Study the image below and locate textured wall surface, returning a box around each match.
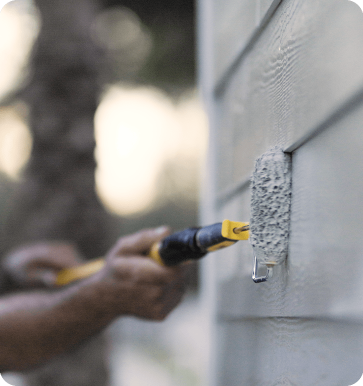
[198,0,363,385]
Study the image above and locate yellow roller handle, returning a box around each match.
[55,220,250,286]
[55,258,106,286]
[55,246,164,286]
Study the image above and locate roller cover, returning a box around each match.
[249,147,292,266]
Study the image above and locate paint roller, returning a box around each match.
[56,147,292,285]
[56,220,250,286]
[249,146,292,282]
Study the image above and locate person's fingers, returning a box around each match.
[109,255,184,285]
[159,265,190,318]
[144,262,190,320]
[3,243,84,287]
[41,243,84,267]
[26,269,58,287]
[144,277,186,321]
[4,243,83,271]
[90,253,190,320]
[108,226,171,258]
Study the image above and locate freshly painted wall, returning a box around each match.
[198,0,363,384]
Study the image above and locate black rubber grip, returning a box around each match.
[195,222,227,251]
[158,227,206,266]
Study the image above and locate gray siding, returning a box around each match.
[214,319,363,385]
[199,0,363,384]
[216,0,363,193]
[214,0,282,84]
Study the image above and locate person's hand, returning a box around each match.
[2,242,84,288]
[92,227,189,321]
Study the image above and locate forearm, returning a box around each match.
[0,279,113,372]
[0,228,187,372]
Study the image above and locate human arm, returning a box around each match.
[0,227,188,372]
[2,242,84,288]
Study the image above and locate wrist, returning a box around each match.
[54,274,117,329]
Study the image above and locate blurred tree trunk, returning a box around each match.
[2,0,115,385]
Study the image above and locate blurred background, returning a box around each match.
[0,0,210,385]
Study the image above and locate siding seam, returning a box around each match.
[214,0,283,96]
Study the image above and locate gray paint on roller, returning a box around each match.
[249,147,292,266]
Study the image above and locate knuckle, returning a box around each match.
[149,285,163,301]
[156,314,167,321]
[153,305,167,321]
[115,263,134,281]
[114,238,126,253]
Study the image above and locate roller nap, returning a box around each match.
[249,147,292,266]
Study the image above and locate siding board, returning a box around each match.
[215,318,363,386]
[214,0,282,84]
[214,102,363,321]
[258,0,281,22]
[214,0,257,83]
[199,0,363,384]
[215,0,363,192]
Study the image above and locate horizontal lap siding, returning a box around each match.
[215,103,363,321]
[215,318,363,386]
[214,0,256,82]
[216,0,363,193]
[258,0,280,20]
[214,0,281,83]
[199,0,363,384]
